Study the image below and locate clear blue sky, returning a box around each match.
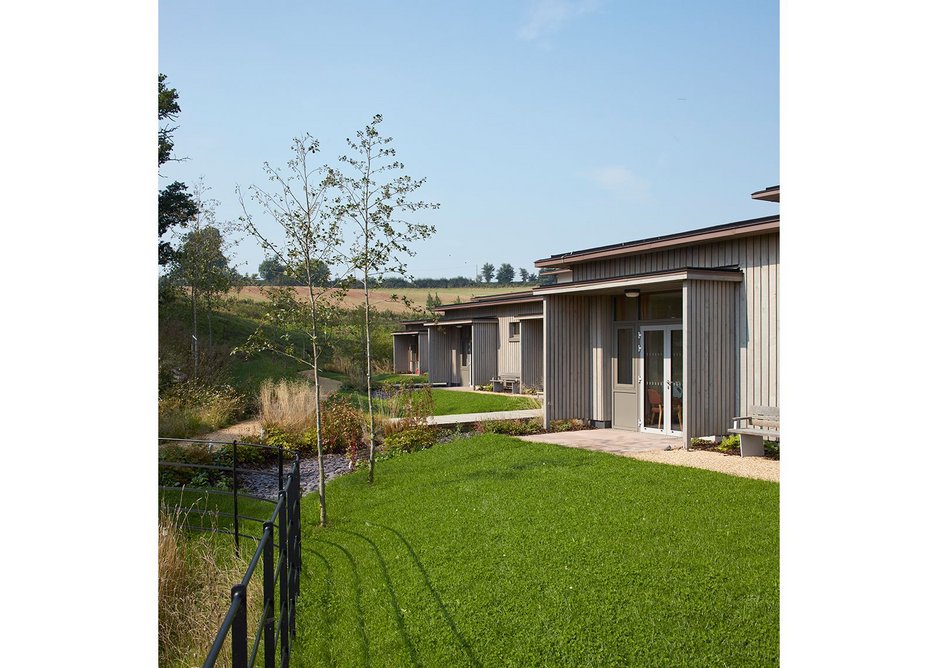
[159,0,778,279]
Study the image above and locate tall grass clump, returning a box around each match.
[259,378,365,457]
[158,381,247,439]
[258,378,317,435]
[158,504,262,668]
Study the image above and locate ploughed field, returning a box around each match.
[231,286,522,314]
[294,434,780,666]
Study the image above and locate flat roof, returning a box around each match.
[534,214,779,268]
[751,185,780,202]
[435,290,542,311]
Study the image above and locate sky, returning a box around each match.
[159,0,778,280]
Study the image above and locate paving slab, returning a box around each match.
[519,429,681,454]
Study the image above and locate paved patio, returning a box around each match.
[518,428,681,454]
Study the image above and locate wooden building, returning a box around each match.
[533,186,779,446]
[391,292,545,390]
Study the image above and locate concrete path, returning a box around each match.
[519,429,681,454]
[389,408,543,427]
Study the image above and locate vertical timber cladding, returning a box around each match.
[427,326,460,385]
[392,335,411,373]
[417,331,429,375]
[589,296,613,423]
[544,294,592,423]
[684,279,738,440]
[496,301,543,377]
[570,232,779,416]
[520,319,544,389]
[471,322,498,388]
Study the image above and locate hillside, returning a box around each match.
[230,285,532,314]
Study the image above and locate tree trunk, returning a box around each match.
[364,265,377,484]
[191,285,198,378]
[307,286,327,527]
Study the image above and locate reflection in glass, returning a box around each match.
[671,329,683,433]
[643,330,664,429]
[616,328,633,385]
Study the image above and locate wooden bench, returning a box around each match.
[729,406,779,457]
[491,374,521,394]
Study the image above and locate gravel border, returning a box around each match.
[618,448,779,482]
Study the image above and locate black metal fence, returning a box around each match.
[159,438,302,668]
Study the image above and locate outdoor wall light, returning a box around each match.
[624,289,640,298]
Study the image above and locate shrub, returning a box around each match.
[158,380,247,439]
[479,419,543,436]
[158,441,270,488]
[716,433,740,453]
[261,394,365,456]
[383,424,438,454]
[548,418,590,433]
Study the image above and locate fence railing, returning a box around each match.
[159,438,302,668]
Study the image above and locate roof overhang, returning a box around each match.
[515,314,544,321]
[534,216,779,268]
[391,330,424,336]
[424,318,498,326]
[532,268,743,297]
[751,185,780,202]
[435,291,542,311]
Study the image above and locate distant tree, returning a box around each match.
[518,268,530,284]
[496,263,515,285]
[425,292,442,309]
[538,268,558,286]
[481,263,495,283]
[258,258,286,284]
[327,114,438,484]
[158,73,198,265]
[167,181,235,373]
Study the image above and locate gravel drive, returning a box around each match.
[619,448,779,482]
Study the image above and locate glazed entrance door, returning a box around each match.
[459,326,472,386]
[639,326,683,434]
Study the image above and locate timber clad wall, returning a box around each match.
[427,327,461,385]
[520,319,544,389]
[589,296,613,424]
[544,295,591,423]
[472,323,498,387]
[684,280,738,438]
[494,302,543,377]
[392,336,412,373]
[417,332,428,374]
[568,232,779,417]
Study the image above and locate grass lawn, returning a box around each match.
[336,386,540,417]
[295,435,779,666]
[373,372,429,385]
[429,389,539,415]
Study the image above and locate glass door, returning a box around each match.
[640,325,683,435]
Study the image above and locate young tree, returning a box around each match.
[518,268,530,284]
[480,262,495,283]
[167,182,235,375]
[158,73,198,265]
[235,135,344,527]
[327,114,438,484]
[496,263,515,285]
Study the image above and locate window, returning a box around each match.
[640,291,682,320]
[616,327,633,385]
[508,321,520,340]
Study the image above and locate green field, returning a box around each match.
[294,434,780,666]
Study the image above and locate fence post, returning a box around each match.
[278,489,289,666]
[278,444,284,492]
[290,455,300,638]
[262,521,275,668]
[232,439,240,557]
[231,584,248,668]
